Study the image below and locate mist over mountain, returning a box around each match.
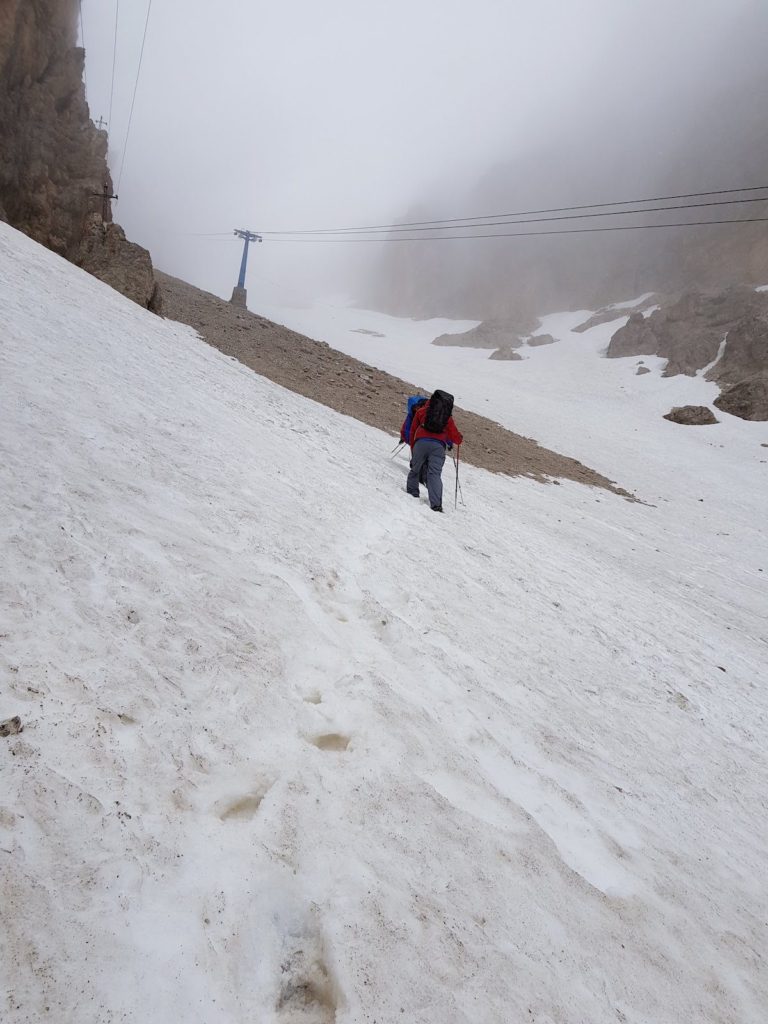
[367,11,768,319]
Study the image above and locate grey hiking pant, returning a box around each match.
[407,439,446,508]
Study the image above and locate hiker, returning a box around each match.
[399,394,429,485]
[407,390,463,512]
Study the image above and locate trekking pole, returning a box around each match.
[452,447,464,507]
[454,445,460,509]
[390,441,406,458]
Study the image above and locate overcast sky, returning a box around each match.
[80,0,767,309]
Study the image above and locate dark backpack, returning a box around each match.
[423,390,454,433]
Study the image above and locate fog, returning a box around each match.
[80,0,768,315]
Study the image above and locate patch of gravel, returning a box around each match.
[156,271,630,497]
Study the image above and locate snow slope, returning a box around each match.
[1,223,767,1024]
[259,297,768,615]
[256,295,767,503]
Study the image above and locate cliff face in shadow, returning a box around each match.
[0,0,159,309]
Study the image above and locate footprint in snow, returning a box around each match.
[216,778,274,821]
[307,733,350,752]
[276,930,339,1023]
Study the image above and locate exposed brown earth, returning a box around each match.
[157,271,631,497]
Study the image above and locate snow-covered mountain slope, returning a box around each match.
[257,295,767,501]
[1,223,767,1024]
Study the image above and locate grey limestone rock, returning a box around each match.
[708,315,768,385]
[607,289,768,378]
[663,405,719,425]
[713,373,768,421]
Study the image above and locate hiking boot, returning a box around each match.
[430,505,444,513]
[407,489,420,498]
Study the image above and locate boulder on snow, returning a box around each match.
[663,405,719,425]
[713,373,768,421]
[489,347,522,361]
[635,365,651,375]
[528,333,555,347]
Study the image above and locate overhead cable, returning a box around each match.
[78,0,88,98]
[116,0,153,194]
[109,0,119,132]
[260,195,768,236]
[262,216,768,242]
[257,185,768,236]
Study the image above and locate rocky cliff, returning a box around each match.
[606,289,768,420]
[606,289,768,377]
[0,0,159,309]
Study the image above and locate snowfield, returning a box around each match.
[1,222,767,1024]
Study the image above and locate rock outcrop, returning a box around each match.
[0,0,158,308]
[607,311,660,358]
[572,298,658,334]
[607,288,768,377]
[527,333,555,347]
[0,0,100,251]
[663,405,719,425]
[707,315,768,386]
[79,223,162,311]
[713,373,768,421]
[433,315,535,350]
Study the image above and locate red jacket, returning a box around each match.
[410,402,463,448]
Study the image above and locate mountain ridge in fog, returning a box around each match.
[367,20,768,320]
